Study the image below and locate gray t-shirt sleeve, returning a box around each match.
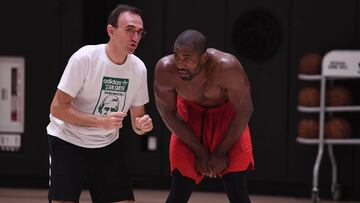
[57,55,87,97]
[132,66,149,106]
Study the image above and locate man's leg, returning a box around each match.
[48,136,84,203]
[221,171,251,203]
[165,169,195,203]
[86,138,134,203]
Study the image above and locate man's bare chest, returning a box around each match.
[175,82,226,105]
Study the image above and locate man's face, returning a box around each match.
[173,44,203,81]
[110,12,145,54]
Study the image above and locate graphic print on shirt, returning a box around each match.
[93,76,129,116]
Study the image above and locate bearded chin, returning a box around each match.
[179,64,203,81]
[180,75,192,81]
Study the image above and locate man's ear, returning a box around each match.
[107,25,114,37]
[201,52,208,64]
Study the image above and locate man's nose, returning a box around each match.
[131,32,141,41]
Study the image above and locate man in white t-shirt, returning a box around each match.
[46,4,153,203]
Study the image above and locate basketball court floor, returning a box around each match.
[0,188,359,203]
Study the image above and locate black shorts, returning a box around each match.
[48,135,134,202]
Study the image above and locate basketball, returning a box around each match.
[325,117,352,139]
[298,53,322,74]
[297,117,319,138]
[298,86,320,106]
[326,85,352,106]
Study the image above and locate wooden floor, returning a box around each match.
[0,188,359,203]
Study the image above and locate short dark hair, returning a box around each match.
[107,4,143,28]
[175,29,207,54]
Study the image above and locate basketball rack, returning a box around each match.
[296,50,360,203]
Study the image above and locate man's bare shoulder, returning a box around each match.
[208,48,244,73]
[154,55,178,87]
[155,55,176,71]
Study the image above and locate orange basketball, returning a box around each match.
[298,86,320,106]
[325,117,352,139]
[298,53,322,74]
[297,117,319,138]
[326,85,352,106]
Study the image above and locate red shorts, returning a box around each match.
[170,97,254,184]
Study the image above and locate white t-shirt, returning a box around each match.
[46,44,149,148]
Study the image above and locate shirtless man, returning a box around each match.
[154,29,254,203]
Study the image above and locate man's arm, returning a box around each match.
[129,105,153,135]
[208,56,253,176]
[50,89,125,130]
[153,58,210,174]
[214,57,253,156]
